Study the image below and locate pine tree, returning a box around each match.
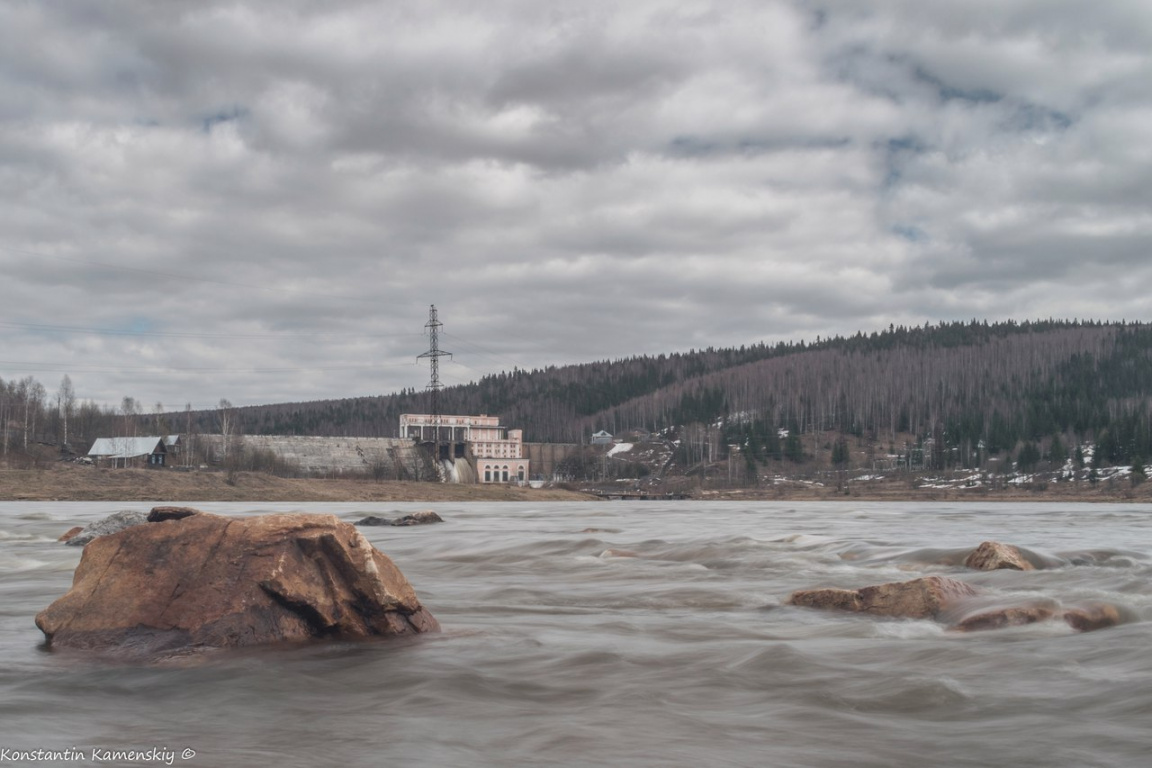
[831,436,850,466]
[784,428,804,463]
[1131,457,1147,487]
[1016,441,1041,472]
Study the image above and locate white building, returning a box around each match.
[400,413,529,483]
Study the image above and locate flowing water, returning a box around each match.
[1,501,1150,767]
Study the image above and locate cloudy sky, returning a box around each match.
[3,0,1150,410]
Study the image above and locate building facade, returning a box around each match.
[400,413,529,483]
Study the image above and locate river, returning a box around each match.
[1,501,1150,767]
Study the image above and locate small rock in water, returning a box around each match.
[788,587,862,612]
[964,541,1035,571]
[357,511,444,527]
[392,510,444,526]
[57,526,83,543]
[1063,603,1123,632]
[37,510,439,656]
[789,576,979,620]
[951,603,1056,632]
[355,516,394,526]
[599,549,639,559]
[64,510,149,547]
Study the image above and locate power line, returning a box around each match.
[0,243,386,308]
[0,359,420,373]
[442,331,532,373]
[0,320,425,342]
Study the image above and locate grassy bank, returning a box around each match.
[0,465,594,502]
[3,464,1150,503]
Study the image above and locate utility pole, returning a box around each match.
[417,305,452,463]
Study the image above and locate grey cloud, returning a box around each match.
[1,0,1150,408]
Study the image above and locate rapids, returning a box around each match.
[0,501,1149,767]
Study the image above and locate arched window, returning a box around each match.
[518,467,525,481]
[502,466,509,482]
[484,468,491,482]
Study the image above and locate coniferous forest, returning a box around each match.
[6,319,1152,475]
[198,320,1152,471]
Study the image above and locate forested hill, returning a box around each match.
[209,320,1152,465]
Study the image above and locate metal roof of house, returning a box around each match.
[88,436,166,459]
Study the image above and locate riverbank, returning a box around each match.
[694,479,1152,502]
[0,465,593,502]
[2,464,1150,502]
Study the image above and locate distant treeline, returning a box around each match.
[181,319,1152,468]
[0,373,207,466]
[8,320,1152,472]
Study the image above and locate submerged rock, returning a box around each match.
[964,541,1035,571]
[1063,603,1124,632]
[355,515,393,526]
[953,601,1125,633]
[789,576,979,620]
[355,511,444,527]
[37,510,439,655]
[64,510,149,547]
[57,526,83,543]
[951,603,1057,632]
[392,511,444,526]
[787,587,863,612]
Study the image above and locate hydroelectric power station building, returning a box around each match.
[400,413,529,483]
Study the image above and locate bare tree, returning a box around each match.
[217,398,234,461]
[152,401,168,438]
[0,378,9,456]
[57,375,76,449]
[121,396,139,439]
[24,379,45,450]
[185,402,194,467]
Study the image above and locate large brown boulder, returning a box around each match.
[964,541,1035,571]
[36,510,438,655]
[789,576,978,620]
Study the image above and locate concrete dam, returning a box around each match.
[200,435,432,478]
[198,434,578,482]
